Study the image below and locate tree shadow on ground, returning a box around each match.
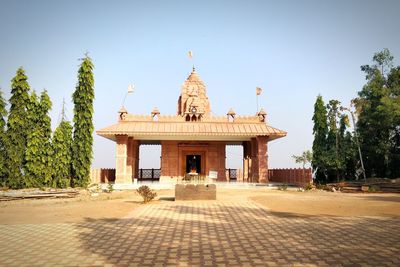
[158,196,175,201]
[266,211,321,218]
[74,202,400,266]
[355,195,400,203]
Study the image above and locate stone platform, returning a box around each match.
[175,184,217,200]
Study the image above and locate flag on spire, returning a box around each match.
[188,51,193,59]
[256,87,262,95]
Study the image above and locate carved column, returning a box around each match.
[256,136,269,183]
[243,141,252,182]
[250,138,258,182]
[127,137,140,180]
[217,142,227,181]
[115,135,131,183]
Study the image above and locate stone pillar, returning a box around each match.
[256,136,268,183]
[127,137,140,179]
[247,137,268,183]
[243,141,252,182]
[250,138,258,182]
[115,135,132,183]
[160,141,179,180]
[217,142,227,181]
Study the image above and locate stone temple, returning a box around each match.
[97,67,286,183]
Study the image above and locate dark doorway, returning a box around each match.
[186,155,201,174]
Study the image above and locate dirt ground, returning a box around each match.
[0,188,399,224]
[249,189,400,217]
[0,190,142,224]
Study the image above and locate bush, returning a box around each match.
[303,183,314,191]
[137,185,157,203]
[368,185,380,192]
[315,183,331,191]
[107,183,114,193]
[278,183,288,191]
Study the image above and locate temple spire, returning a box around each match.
[177,66,210,119]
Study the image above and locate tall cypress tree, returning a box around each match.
[72,55,95,187]
[312,95,328,184]
[326,100,342,182]
[6,68,31,188]
[339,115,357,180]
[0,89,7,183]
[52,120,73,188]
[25,90,53,187]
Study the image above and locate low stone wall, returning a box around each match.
[268,168,312,186]
[90,168,116,184]
[175,184,217,200]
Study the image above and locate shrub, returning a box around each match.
[315,184,331,191]
[303,183,314,191]
[107,183,114,193]
[368,185,380,192]
[137,185,157,203]
[278,183,288,191]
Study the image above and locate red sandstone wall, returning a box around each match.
[90,168,116,183]
[161,141,180,177]
[161,141,227,181]
[205,142,226,181]
[268,168,312,186]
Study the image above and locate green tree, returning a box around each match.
[326,100,342,182]
[339,115,357,180]
[386,66,400,177]
[25,90,53,187]
[72,55,95,187]
[292,150,312,168]
[52,120,73,188]
[5,68,31,188]
[356,49,400,178]
[311,95,328,184]
[0,89,7,183]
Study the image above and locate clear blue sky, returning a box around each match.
[1,0,399,169]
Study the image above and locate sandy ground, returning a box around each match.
[0,188,399,224]
[0,190,141,224]
[249,189,400,217]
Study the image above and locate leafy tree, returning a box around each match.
[311,95,328,184]
[0,89,7,183]
[386,66,400,177]
[356,49,400,178]
[292,150,312,168]
[312,96,357,183]
[5,68,31,188]
[52,120,73,188]
[72,55,95,187]
[326,100,343,182]
[24,90,53,187]
[339,115,357,180]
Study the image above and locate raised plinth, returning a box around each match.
[175,184,216,201]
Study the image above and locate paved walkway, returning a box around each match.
[0,201,399,266]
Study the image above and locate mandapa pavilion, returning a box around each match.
[97,67,286,183]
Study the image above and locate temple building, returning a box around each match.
[97,67,286,183]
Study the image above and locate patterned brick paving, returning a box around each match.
[0,201,399,266]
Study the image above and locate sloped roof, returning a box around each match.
[97,120,287,142]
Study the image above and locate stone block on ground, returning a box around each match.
[175,184,216,200]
